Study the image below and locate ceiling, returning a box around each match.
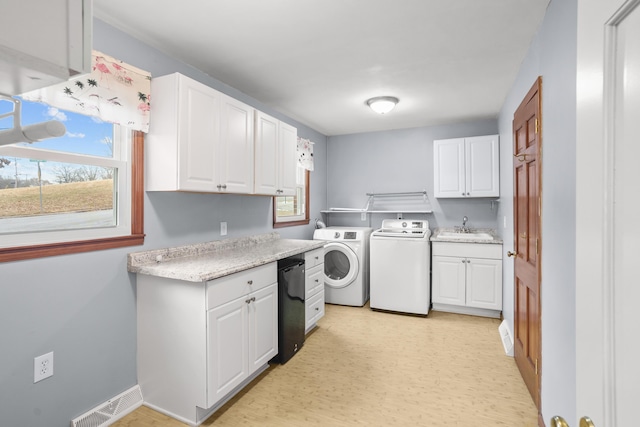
[93,0,550,136]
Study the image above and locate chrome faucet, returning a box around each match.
[461,216,470,233]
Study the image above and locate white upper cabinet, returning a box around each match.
[146,73,254,194]
[0,0,91,95]
[433,134,499,198]
[254,111,297,196]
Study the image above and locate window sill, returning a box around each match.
[273,219,310,229]
[0,234,145,263]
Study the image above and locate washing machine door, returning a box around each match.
[323,242,359,289]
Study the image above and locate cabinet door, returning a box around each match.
[466,258,503,310]
[278,122,298,196]
[178,76,221,192]
[432,255,467,306]
[220,95,254,193]
[433,138,466,198]
[206,296,249,407]
[248,283,278,373]
[254,112,279,195]
[465,135,499,197]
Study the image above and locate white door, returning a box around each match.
[248,283,278,373]
[206,297,248,407]
[465,258,502,310]
[431,255,466,306]
[178,76,221,192]
[219,95,254,193]
[465,135,499,197]
[433,138,466,198]
[576,0,640,425]
[279,121,298,196]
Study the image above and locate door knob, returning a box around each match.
[580,417,595,427]
[551,417,569,427]
[551,416,595,427]
[507,251,517,257]
[514,153,528,161]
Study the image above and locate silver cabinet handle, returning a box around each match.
[315,307,319,311]
[247,280,253,285]
[221,184,227,189]
[245,298,251,304]
[217,184,222,189]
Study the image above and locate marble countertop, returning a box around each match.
[128,232,325,282]
[430,228,503,244]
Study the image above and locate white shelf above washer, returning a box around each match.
[322,190,433,215]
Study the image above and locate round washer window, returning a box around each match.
[322,242,359,289]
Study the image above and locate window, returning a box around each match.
[273,166,309,228]
[0,98,144,262]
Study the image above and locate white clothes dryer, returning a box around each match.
[312,226,373,306]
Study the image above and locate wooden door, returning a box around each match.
[574,0,640,425]
[512,77,542,410]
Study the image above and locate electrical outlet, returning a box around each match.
[34,351,54,383]
[361,212,367,221]
[220,222,227,236]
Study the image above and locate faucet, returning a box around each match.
[461,216,470,233]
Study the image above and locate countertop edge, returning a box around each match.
[128,237,325,282]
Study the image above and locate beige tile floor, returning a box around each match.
[115,304,538,426]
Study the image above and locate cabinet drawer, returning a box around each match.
[305,247,325,269]
[305,289,325,330]
[432,242,502,259]
[206,262,276,309]
[305,264,324,297]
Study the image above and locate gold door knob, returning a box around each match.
[507,251,517,257]
[551,416,569,427]
[580,417,595,427]
[514,153,528,161]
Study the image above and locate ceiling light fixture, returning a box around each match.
[366,96,399,115]
[0,96,66,146]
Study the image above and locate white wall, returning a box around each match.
[0,19,327,427]
[497,0,577,422]
[326,119,499,231]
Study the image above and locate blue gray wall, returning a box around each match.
[326,120,499,230]
[0,19,327,427]
[498,0,577,422]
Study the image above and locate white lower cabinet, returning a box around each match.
[137,263,277,426]
[304,247,325,332]
[432,242,502,318]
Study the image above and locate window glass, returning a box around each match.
[0,98,131,249]
[274,166,309,226]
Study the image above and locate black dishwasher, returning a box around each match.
[275,257,306,364]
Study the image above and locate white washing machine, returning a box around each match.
[313,226,373,306]
[370,219,431,315]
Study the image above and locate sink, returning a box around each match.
[436,231,494,241]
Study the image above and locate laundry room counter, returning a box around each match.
[127,232,325,282]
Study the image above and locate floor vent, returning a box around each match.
[71,385,142,427]
[498,320,514,355]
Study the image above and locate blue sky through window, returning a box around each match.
[0,98,114,184]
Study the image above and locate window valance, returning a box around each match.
[22,51,152,133]
[297,137,314,171]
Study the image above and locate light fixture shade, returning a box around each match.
[367,96,399,114]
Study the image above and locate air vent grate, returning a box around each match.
[71,385,142,427]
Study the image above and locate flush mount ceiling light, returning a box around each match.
[366,96,399,115]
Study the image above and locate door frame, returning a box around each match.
[576,0,640,425]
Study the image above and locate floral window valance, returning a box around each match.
[22,51,151,133]
[297,137,314,171]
